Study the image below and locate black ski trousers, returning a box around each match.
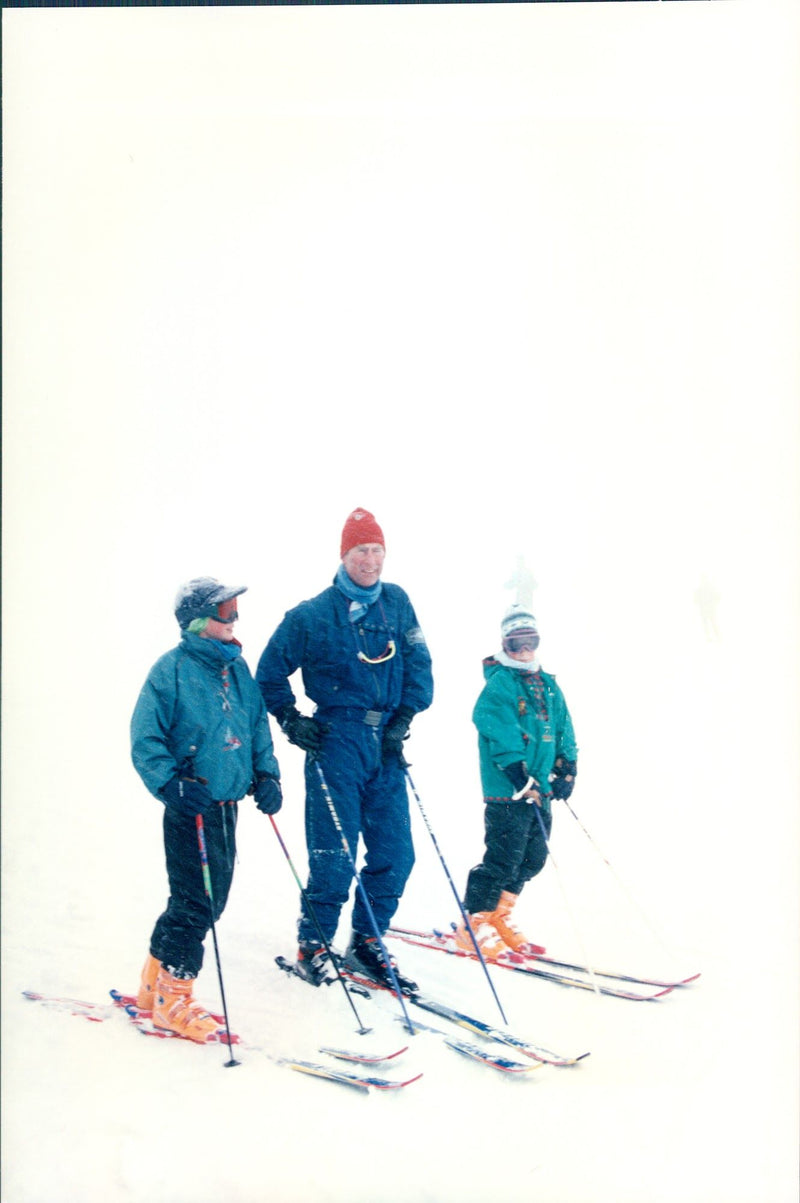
[149,803,237,978]
[464,801,552,914]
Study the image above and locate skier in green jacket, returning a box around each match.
[455,604,577,960]
[131,577,282,1042]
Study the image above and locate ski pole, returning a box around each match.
[267,815,372,1035]
[313,761,416,1035]
[195,814,241,1067]
[560,798,676,960]
[403,768,508,1025]
[532,804,602,998]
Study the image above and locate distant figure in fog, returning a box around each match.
[694,574,721,641]
[505,555,538,611]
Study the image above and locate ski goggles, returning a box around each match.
[213,598,240,624]
[503,631,540,653]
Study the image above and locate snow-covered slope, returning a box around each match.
[3,623,798,1203]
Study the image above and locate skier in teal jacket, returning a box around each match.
[455,604,577,960]
[130,577,281,1043]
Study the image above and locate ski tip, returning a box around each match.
[318,1045,408,1065]
[375,1072,424,1089]
[445,1039,542,1074]
[287,1061,371,1092]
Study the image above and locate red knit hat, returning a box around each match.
[340,508,385,558]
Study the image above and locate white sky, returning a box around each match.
[4,0,798,757]
[3,4,798,740]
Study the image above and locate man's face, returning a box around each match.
[342,543,385,588]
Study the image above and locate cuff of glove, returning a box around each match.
[511,775,537,801]
[276,704,299,731]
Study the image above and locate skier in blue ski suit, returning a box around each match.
[256,508,433,989]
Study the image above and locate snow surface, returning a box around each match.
[3,624,799,1203]
[3,4,799,1201]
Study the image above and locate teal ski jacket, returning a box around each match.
[472,656,577,813]
[131,632,279,803]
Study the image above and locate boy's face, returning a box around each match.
[503,632,540,662]
[201,598,239,642]
[506,645,537,663]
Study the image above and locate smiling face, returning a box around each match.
[342,542,385,588]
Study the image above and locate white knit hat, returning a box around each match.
[501,604,539,639]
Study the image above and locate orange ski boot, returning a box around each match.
[453,912,512,960]
[489,891,546,957]
[136,953,162,1011]
[152,967,222,1044]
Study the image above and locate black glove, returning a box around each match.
[160,774,214,817]
[253,774,283,815]
[277,705,325,755]
[550,757,577,801]
[381,707,414,766]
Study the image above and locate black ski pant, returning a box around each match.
[150,803,237,979]
[464,801,552,914]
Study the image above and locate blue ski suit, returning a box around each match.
[131,632,280,976]
[256,581,433,944]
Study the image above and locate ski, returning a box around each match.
[22,988,241,1043]
[443,1037,542,1074]
[109,996,235,1034]
[113,994,416,1084]
[389,925,700,989]
[23,990,420,1091]
[286,1060,422,1091]
[22,990,114,1021]
[396,1011,544,1073]
[333,967,588,1067]
[384,928,677,1000]
[110,992,241,1045]
[319,1045,408,1064]
[276,954,538,1074]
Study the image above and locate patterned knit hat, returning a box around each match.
[501,604,539,640]
[340,508,385,558]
